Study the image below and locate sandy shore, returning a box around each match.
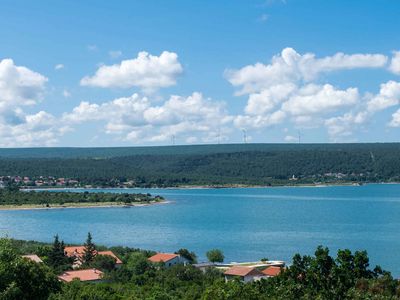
[0,200,170,211]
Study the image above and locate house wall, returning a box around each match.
[243,275,256,283]
[225,274,263,283]
[165,256,180,267]
[164,256,188,267]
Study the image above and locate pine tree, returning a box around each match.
[48,234,67,267]
[83,232,96,263]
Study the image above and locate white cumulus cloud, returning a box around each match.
[389,51,400,75]
[389,109,400,127]
[0,58,48,109]
[281,84,359,116]
[80,51,183,93]
[0,110,68,147]
[0,59,69,146]
[324,112,368,141]
[63,92,232,144]
[367,80,400,112]
[225,47,387,95]
[225,48,395,141]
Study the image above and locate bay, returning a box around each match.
[1,184,400,275]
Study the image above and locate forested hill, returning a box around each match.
[0,143,398,159]
[0,143,399,187]
[0,144,314,158]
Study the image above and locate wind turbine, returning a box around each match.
[242,129,247,144]
[298,130,302,144]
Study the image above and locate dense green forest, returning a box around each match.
[1,237,399,299]
[0,144,399,187]
[0,143,399,159]
[0,189,163,206]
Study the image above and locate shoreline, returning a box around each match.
[0,200,170,211]
[5,182,397,211]
[21,181,400,191]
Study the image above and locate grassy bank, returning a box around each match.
[0,188,165,210]
[0,200,167,210]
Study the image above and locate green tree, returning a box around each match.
[5,184,19,192]
[0,238,60,300]
[175,248,197,264]
[203,279,266,300]
[48,234,69,269]
[91,254,116,272]
[82,232,96,264]
[206,249,224,263]
[354,250,372,279]
[126,252,152,276]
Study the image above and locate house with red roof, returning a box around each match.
[224,266,265,283]
[148,253,188,268]
[97,251,123,265]
[64,246,122,268]
[64,246,87,259]
[262,266,283,277]
[58,269,103,283]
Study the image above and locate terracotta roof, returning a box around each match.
[65,246,122,264]
[64,246,86,257]
[98,251,123,264]
[22,254,43,263]
[58,269,103,282]
[224,266,264,277]
[148,253,179,263]
[262,266,282,277]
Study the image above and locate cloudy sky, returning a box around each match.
[1,0,400,147]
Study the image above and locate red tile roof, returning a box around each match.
[98,251,123,264]
[64,246,122,264]
[224,266,263,277]
[22,254,43,263]
[58,269,103,282]
[64,246,87,258]
[262,266,282,277]
[148,253,179,263]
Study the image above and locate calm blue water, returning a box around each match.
[1,184,400,275]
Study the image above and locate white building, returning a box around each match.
[148,253,188,267]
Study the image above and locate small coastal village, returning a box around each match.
[0,175,105,188]
[0,176,80,188]
[0,172,366,189]
[21,235,285,284]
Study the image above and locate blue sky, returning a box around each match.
[0,0,399,146]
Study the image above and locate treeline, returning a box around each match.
[0,189,163,206]
[1,237,400,299]
[0,143,399,187]
[0,143,398,159]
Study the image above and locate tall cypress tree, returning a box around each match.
[83,232,96,263]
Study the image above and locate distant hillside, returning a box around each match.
[0,143,399,187]
[0,143,398,158]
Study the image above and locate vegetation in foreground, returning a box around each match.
[0,187,163,208]
[1,236,400,300]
